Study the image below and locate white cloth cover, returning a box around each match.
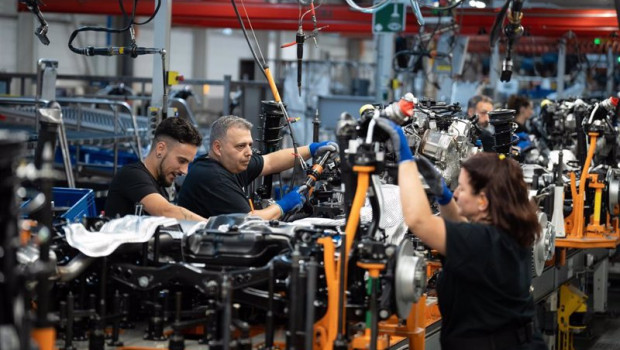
[64,215,181,257]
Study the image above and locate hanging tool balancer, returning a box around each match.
[281,2,328,96]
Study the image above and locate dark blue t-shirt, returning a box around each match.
[177,153,264,218]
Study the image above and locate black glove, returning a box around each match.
[373,117,415,163]
[416,155,453,205]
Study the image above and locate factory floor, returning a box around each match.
[575,275,620,350]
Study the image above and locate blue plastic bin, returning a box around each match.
[22,187,98,222]
[52,187,97,221]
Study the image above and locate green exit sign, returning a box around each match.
[373,3,406,33]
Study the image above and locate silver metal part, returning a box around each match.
[56,254,95,282]
[419,129,454,163]
[16,245,57,265]
[544,218,556,261]
[419,129,461,188]
[394,239,427,318]
[533,212,555,277]
[607,168,620,214]
[532,212,547,277]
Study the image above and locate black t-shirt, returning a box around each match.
[177,153,264,218]
[438,220,545,349]
[104,162,168,218]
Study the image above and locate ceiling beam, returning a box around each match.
[20,0,619,38]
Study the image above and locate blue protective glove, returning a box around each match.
[436,180,454,205]
[374,118,415,163]
[276,186,307,216]
[309,141,339,157]
[416,155,453,205]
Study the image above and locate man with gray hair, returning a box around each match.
[467,94,495,152]
[178,115,338,220]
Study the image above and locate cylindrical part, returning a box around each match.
[265,265,275,348]
[304,260,318,350]
[287,251,301,349]
[64,293,74,350]
[594,188,602,225]
[35,142,54,329]
[370,278,379,350]
[312,112,320,143]
[260,100,286,197]
[489,109,515,155]
[221,277,232,350]
[109,291,121,346]
[99,258,107,318]
[0,131,27,326]
[336,232,347,337]
[175,292,182,323]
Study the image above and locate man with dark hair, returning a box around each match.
[178,115,338,220]
[467,94,495,152]
[507,94,536,159]
[104,117,207,221]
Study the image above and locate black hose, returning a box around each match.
[68,0,161,55]
[231,0,306,182]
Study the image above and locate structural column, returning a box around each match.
[16,12,36,95]
[556,38,566,99]
[374,33,394,103]
[150,0,172,129]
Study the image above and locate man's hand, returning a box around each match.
[310,141,339,157]
[310,140,340,164]
[374,118,415,163]
[416,155,453,205]
[276,187,307,216]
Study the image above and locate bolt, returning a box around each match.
[206,280,219,295]
[138,276,149,288]
[379,309,390,319]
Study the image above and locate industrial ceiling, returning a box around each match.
[18,0,620,39]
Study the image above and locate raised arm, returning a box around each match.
[374,118,448,255]
[398,161,447,255]
[414,155,466,223]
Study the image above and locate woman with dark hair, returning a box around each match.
[376,118,547,350]
[507,94,536,156]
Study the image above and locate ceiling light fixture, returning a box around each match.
[468,0,486,8]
